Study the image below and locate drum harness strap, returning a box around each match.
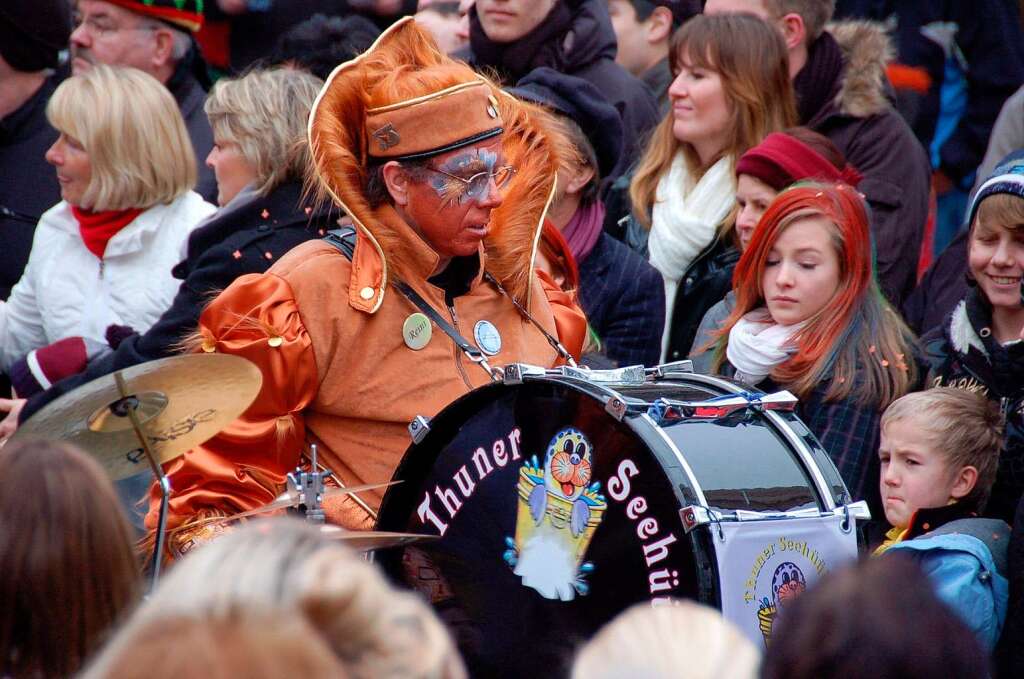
[323,227,576,382]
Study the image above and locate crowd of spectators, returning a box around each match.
[3,0,1024,676]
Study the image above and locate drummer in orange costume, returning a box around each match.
[150,19,586,556]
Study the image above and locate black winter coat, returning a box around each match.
[577,232,664,367]
[799,23,931,307]
[167,64,217,204]
[664,235,739,363]
[463,0,659,181]
[923,289,1024,524]
[20,181,337,422]
[0,69,65,301]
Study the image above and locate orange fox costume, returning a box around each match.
[147,19,586,553]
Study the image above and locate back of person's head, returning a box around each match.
[881,388,1003,509]
[629,0,701,28]
[269,13,382,81]
[0,439,140,678]
[764,0,835,42]
[761,556,987,679]
[0,0,71,73]
[83,611,350,678]
[92,519,466,679]
[46,63,196,210]
[205,66,324,196]
[716,182,916,406]
[704,0,835,44]
[630,13,796,226]
[572,601,760,679]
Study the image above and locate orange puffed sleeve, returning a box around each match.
[535,268,587,363]
[146,273,319,538]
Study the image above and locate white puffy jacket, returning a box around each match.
[0,192,216,371]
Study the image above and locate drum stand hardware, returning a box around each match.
[408,415,432,444]
[503,362,650,386]
[106,373,171,591]
[287,444,333,524]
[648,390,798,423]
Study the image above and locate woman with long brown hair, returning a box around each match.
[710,183,918,512]
[628,13,796,361]
[0,440,141,677]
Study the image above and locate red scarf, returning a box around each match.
[71,205,144,259]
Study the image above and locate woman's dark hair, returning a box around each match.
[761,556,988,679]
[0,439,141,678]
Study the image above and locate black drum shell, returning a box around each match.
[374,372,849,677]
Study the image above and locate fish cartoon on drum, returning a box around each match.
[757,561,807,646]
[503,428,608,601]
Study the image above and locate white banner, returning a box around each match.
[713,514,858,648]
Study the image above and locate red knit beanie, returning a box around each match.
[735,132,863,191]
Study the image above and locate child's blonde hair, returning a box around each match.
[881,387,1003,508]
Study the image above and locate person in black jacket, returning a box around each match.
[0,0,70,303]
[12,66,337,430]
[922,157,1024,525]
[463,0,660,182]
[510,67,664,367]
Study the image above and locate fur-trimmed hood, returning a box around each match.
[827,20,896,119]
[307,18,562,310]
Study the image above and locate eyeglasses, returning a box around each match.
[425,165,516,204]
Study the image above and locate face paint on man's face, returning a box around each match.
[428,148,501,207]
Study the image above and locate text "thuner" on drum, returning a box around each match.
[417,427,524,535]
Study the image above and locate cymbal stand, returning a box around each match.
[286,443,332,524]
[111,373,170,591]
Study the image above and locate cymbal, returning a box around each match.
[319,527,439,551]
[14,354,262,481]
[213,481,401,523]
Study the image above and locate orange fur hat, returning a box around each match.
[307,17,564,303]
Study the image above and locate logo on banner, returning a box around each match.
[756,562,807,645]
[502,428,608,601]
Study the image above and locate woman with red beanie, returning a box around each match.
[682,128,861,366]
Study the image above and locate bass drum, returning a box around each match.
[375,364,857,677]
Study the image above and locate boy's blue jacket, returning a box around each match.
[889,516,1010,650]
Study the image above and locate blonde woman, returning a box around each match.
[83,519,467,679]
[0,64,214,429]
[627,13,796,360]
[572,601,760,679]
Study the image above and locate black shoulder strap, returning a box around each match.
[322,226,357,261]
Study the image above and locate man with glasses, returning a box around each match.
[70,1,216,201]
[144,19,586,557]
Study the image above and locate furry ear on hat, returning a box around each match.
[0,0,71,72]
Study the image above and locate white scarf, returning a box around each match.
[726,309,806,385]
[648,153,736,360]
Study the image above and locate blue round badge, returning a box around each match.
[473,320,502,356]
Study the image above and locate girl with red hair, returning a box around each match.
[711,183,918,509]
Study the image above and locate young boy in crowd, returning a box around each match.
[874,387,1009,650]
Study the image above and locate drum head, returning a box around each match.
[376,379,705,678]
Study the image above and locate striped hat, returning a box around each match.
[968,150,1024,228]
[105,0,204,33]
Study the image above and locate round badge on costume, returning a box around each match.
[403,313,432,350]
[474,320,502,356]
